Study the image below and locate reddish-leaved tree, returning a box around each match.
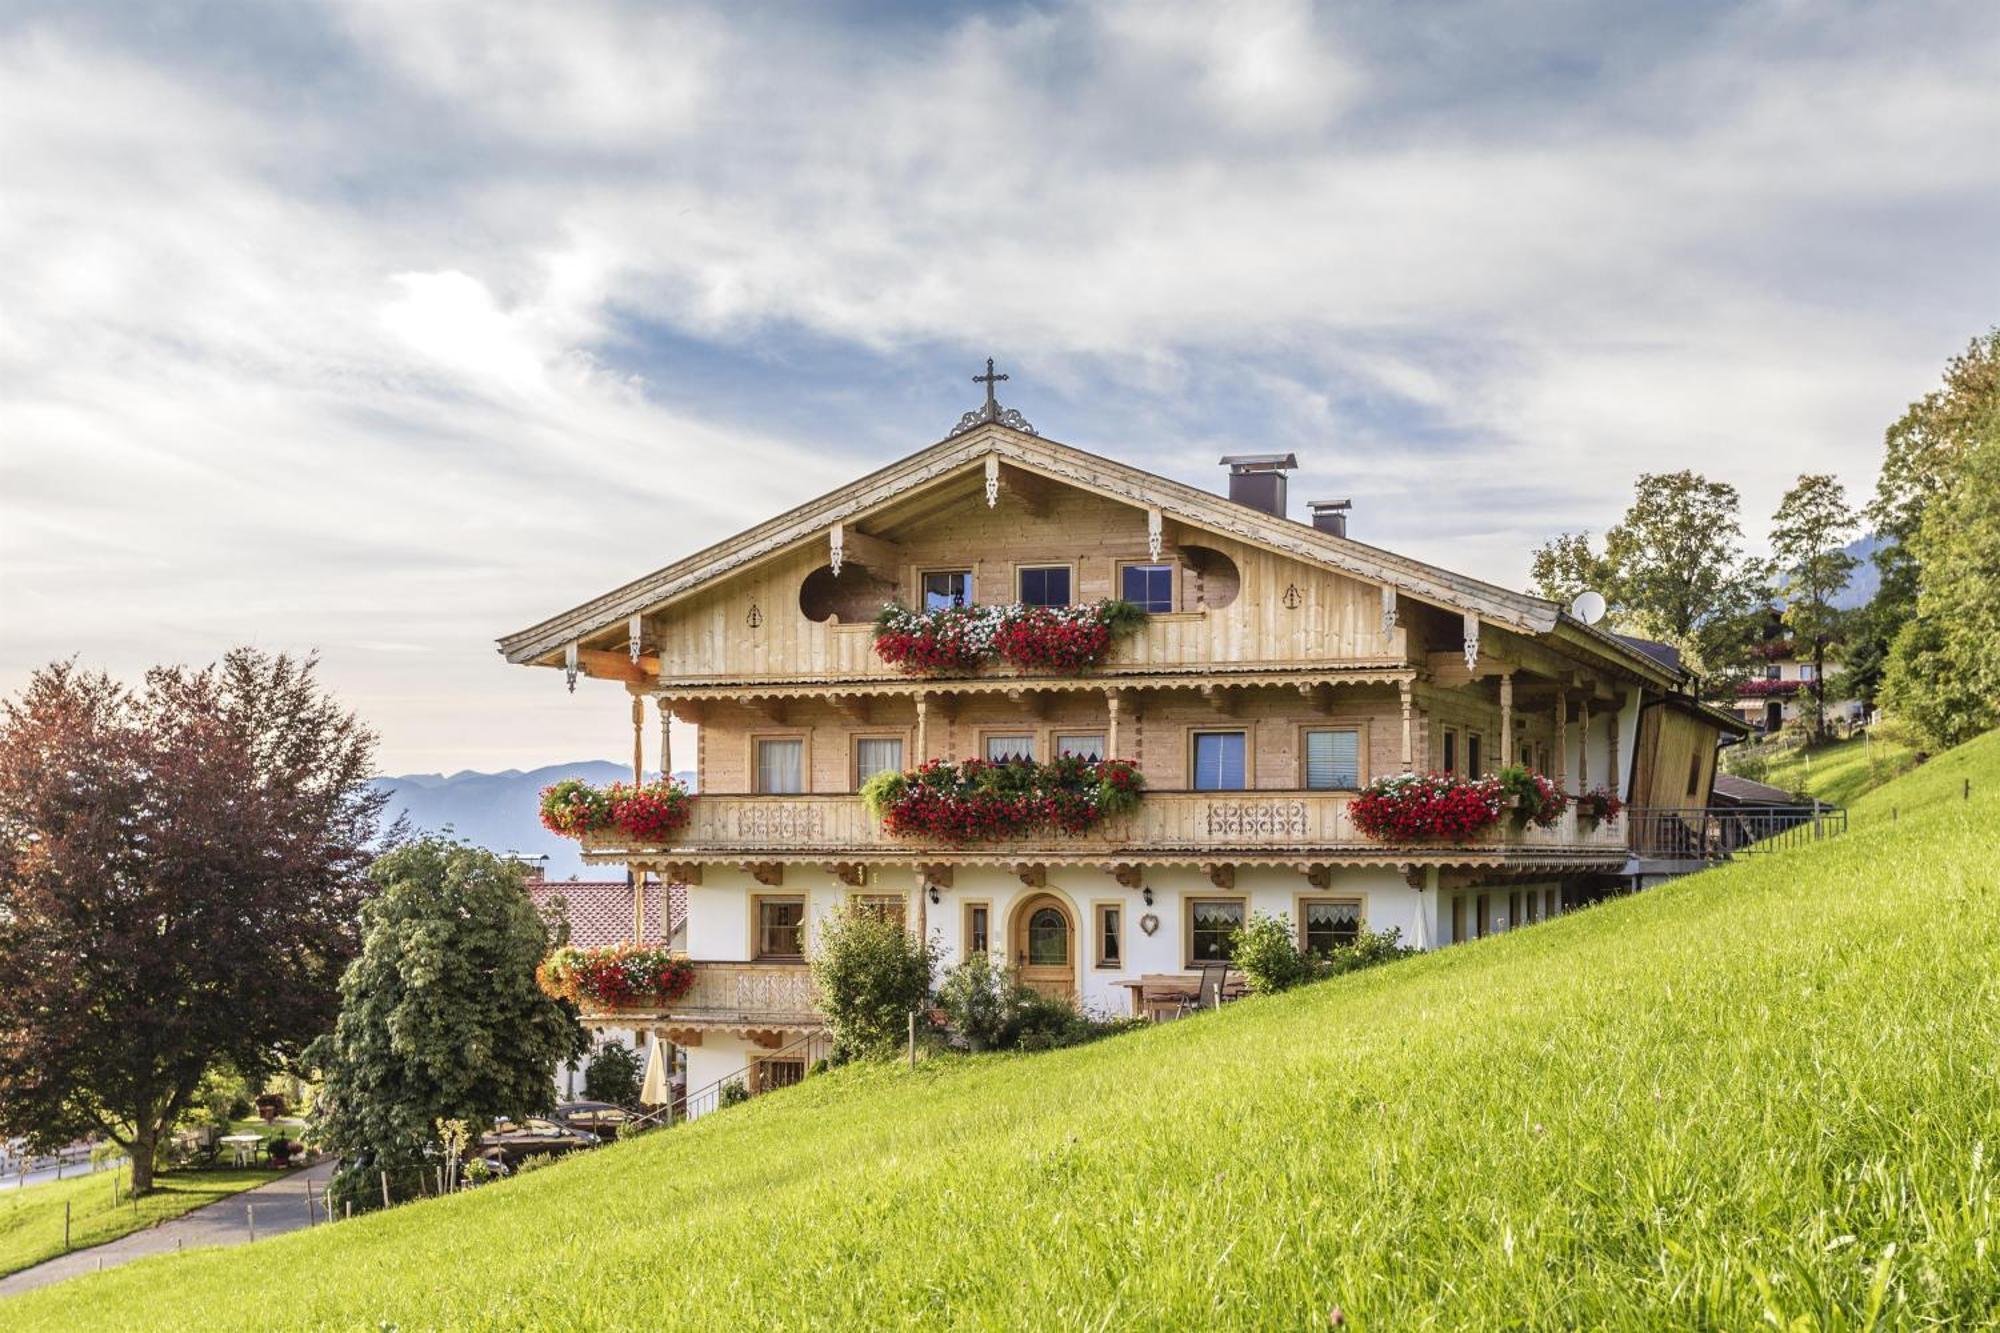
[0,651,383,1192]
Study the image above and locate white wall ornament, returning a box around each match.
[1380,583,1398,638]
[563,643,579,694]
[1462,611,1481,672]
[1139,912,1160,936]
[829,522,845,578]
[1147,507,1163,562]
[628,613,644,663]
[984,454,1000,508]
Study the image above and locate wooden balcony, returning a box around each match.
[582,792,1632,870]
[575,961,820,1033]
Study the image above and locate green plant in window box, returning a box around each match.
[1497,765,1569,828]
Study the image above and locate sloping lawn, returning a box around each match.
[13,731,2000,1329]
[1732,730,1918,806]
[0,1168,275,1279]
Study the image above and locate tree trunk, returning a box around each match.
[129,1124,157,1195]
[1814,635,1829,740]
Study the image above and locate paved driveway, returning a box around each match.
[0,1159,338,1299]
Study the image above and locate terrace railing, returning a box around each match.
[626,1029,833,1133]
[1626,804,1847,862]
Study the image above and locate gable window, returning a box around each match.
[1095,904,1122,968]
[1120,563,1174,613]
[923,569,973,611]
[755,897,806,960]
[756,738,804,794]
[1300,899,1362,955]
[1441,728,1459,775]
[851,893,907,929]
[854,736,904,786]
[964,903,991,954]
[1188,899,1245,963]
[985,733,1036,763]
[1467,733,1483,778]
[1303,728,1361,790]
[1192,730,1247,791]
[1055,733,1106,759]
[1018,565,1071,607]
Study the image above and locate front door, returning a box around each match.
[1013,895,1076,1002]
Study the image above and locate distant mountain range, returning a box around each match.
[1831,533,1883,610]
[373,763,697,881]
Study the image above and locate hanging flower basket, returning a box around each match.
[538,945,696,1010]
[1574,786,1623,826]
[860,755,1144,841]
[872,601,1147,677]
[539,778,693,842]
[1497,765,1569,828]
[1348,773,1508,842]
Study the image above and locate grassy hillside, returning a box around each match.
[1727,730,1918,807]
[15,733,2000,1329]
[0,1168,272,1280]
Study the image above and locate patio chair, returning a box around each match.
[1175,961,1231,1018]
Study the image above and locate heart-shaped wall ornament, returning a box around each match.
[1139,912,1160,936]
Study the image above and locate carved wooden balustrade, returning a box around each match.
[582,792,1632,863]
[676,961,819,1025]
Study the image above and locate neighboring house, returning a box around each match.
[497,383,1741,1105]
[1729,618,1866,735]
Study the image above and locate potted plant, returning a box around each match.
[1496,765,1568,828]
[1575,786,1624,826]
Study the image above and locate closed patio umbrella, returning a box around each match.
[640,1035,670,1106]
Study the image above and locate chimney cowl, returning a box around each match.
[1220,453,1297,518]
[1308,499,1352,538]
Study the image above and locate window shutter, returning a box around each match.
[1305,730,1359,789]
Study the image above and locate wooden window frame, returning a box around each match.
[1292,893,1367,955]
[1440,726,1459,775]
[1187,727,1253,792]
[1115,560,1179,614]
[1054,731,1108,759]
[1091,899,1124,970]
[752,1056,807,1095]
[749,894,807,963]
[962,900,992,955]
[918,567,976,611]
[978,727,1041,764]
[848,729,914,791]
[1295,722,1370,792]
[748,730,811,795]
[1184,894,1250,968]
[1012,560,1077,608]
[1467,731,1484,778]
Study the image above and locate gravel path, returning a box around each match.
[0,1159,338,1299]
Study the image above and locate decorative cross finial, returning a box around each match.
[948,356,1037,438]
[973,357,1008,411]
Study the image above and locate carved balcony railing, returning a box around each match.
[676,961,819,1025]
[581,792,1633,862]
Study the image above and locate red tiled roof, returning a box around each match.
[529,878,687,951]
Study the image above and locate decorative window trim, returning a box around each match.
[1186,727,1253,792]
[1090,899,1124,970]
[848,728,914,791]
[1293,893,1368,954]
[1294,721,1370,791]
[748,730,812,795]
[1183,894,1249,968]
[749,894,808,962]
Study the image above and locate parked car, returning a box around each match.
[477,1117,598,1166]
[553,1101,633,1143]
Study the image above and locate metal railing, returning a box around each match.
[625,1030,832,1133]
[1625,804,1847,861]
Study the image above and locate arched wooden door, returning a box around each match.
[1012,894,1077,1003]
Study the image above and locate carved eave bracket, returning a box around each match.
[1147,507,1163,562]
[564,643,580,694]
[1463,611,1481,673]
[1380,583,1399,639]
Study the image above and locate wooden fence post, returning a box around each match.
[381,1171,391,1209]
[63,1200,70,1251]
[247,1203,255,1243]
[908,1010,917,1069]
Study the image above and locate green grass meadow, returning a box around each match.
[0,1167,274,1281]
[11,732,2000,1329]
[1731,730,1919,807]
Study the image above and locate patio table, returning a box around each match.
[219,1133,263,1168]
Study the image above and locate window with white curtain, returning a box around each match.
[854,737,904,785]
[1055,733,1105,759]
[985,734,1036,762]
[1303,728,1360,789]
[756,738,805,793]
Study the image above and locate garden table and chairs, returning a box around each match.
[219,1133,263,1167]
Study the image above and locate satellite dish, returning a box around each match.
[1570,589,1608,625]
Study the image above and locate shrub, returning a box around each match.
[462,1157,496,1187]
[934,951,1021,1052]
[809,905,940,1060]
[718,1080,750,1109]
[512,1153,559,1175]
[1230,913,1315,994]
[582,1042,644,1107]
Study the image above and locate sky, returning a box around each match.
[3,1,1997,775]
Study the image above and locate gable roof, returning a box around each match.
[497,423,1677,685]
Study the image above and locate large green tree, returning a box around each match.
[309,839,585,1208]
[0,652,380,1193]
[1536,472,1767,685]
[1768,474,1860,739]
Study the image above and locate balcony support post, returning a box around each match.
[632,868,646,945]
[656,697,674,778]
[915,692,929,764]
[1499,672,1514,767]
[1106,689,1122,757]
[1555,690,1568,790]
[631,696,645,785]
[1578,697,1590,788]
[1398,679,1414,772]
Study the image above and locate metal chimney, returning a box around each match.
[1220,453,1298,519]
[1308,499,1352,538]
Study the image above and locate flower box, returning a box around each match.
[1497,765,1569,828]
[859,755,1144,842]
[1574,786,1623,826]
[539,778,692,842]
[538,946,695,1010]
[1348,773,1507,842]
[871,600,1146,677]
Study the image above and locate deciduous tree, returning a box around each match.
[0,652,381,1193]
[1600,471,1769,684]
[1528,532,1617,607]
[1769,474,1859,739]
[308,839,584,1209]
